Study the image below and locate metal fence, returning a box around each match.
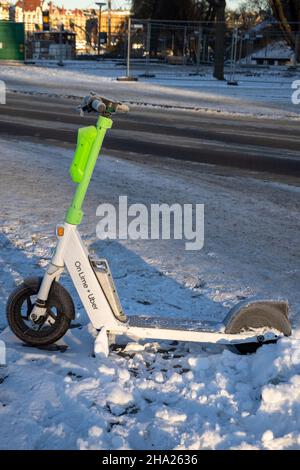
[25,30,76,61]
[122,18,300,80]
[20,17,300,80]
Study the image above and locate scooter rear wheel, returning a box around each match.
[224,300,291,355]
[6,277,74,346]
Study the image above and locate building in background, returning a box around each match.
[46,5,130,51]
[7,1,130,55]
[0,2,10,20]
[86,8,129,52]
[100,9,130,45]
[11,0,43,32]
[48,4,87,53]
[250,40,293,66]
[29,29,76,60]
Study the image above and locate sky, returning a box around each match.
[56,0,241,11]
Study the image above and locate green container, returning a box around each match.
[0,22,25,61]
[70,126,98,184]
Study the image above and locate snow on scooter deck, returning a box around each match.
[127,315,224,333]
[107,314,282,349]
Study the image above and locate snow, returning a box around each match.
[0,136,300,449]
[3,329,300,449]
[0,61,299,119]
[251,41,293,60]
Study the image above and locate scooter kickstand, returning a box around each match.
[94,327,110,358]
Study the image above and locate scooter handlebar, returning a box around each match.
[91,99,106,114]
[79,93,130,116]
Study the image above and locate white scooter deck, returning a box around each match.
[107,315,281,346]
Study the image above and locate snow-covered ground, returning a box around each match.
[0,61,299,118]
[1,137,300,450]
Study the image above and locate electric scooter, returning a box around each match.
[6,94,292,356]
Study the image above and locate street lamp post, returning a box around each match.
[95,2,106,57]
[107,0,112,48]
[116,15,138,82]
[58,23,64,67]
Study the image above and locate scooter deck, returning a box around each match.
[127,315,224,333]
[107,314,281,346]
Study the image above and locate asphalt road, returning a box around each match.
[1,92,300,176]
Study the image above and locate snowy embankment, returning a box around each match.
[0,62,299,119]
[0,137,300,449]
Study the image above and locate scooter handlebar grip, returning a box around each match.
[92,99,106,113]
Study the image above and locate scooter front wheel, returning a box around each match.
[6,277,74,346]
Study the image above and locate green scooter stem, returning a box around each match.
[65,115,113,225]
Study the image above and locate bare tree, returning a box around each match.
[131,0,206,20]
[131,1,209,56]
[239,0,270,12]
[208,0,226,80]
[131,0,227,79]
[269,0,300,61]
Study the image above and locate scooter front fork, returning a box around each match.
[29,263,64,322]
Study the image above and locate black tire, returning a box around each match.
[232,341,267,355]
[6,277,74,346]
[225,302,291,355]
